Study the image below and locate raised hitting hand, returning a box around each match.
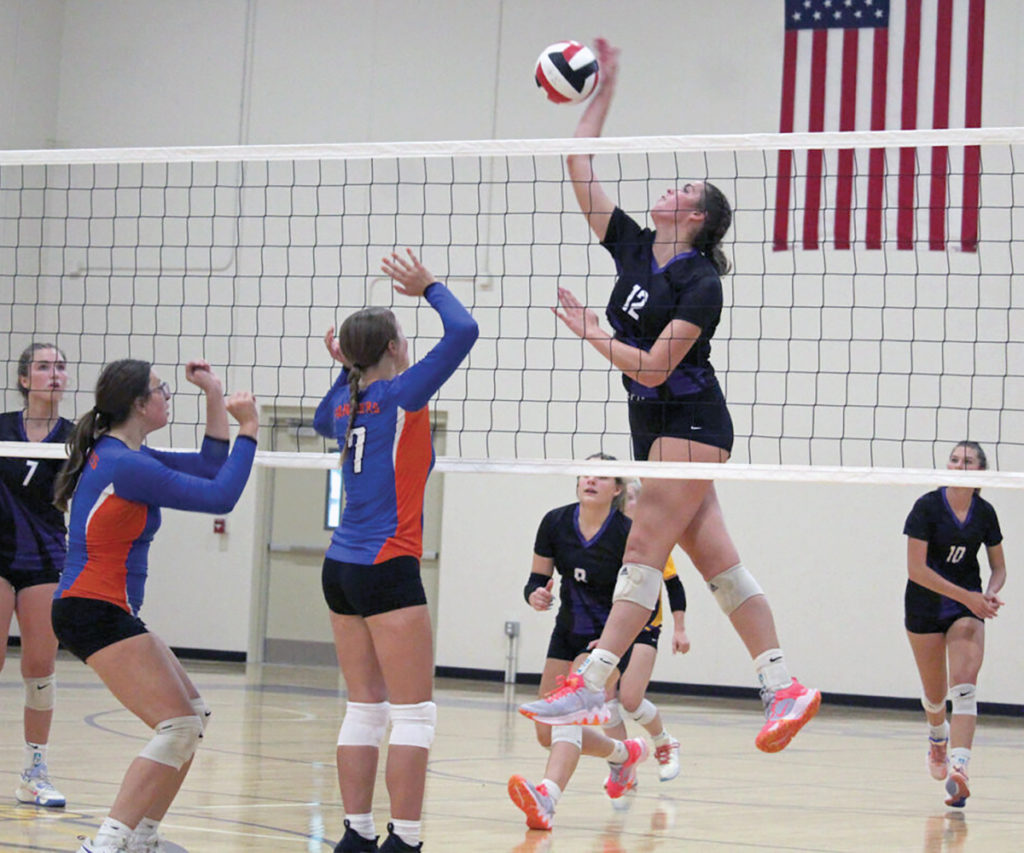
[382,249,436,298]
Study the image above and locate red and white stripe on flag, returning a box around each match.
[773,0,985,252]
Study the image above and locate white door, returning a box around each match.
[255,406,445,665]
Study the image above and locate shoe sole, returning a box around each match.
[508,775,553,831]
[755,689,822,753]
[518,706,610,726]
[14,794,66,808]
[944,771,970,808]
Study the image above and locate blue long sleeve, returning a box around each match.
[145,435,230,479]
[392,282,478,411]
[315,367,350,438]
[112,436,257,514]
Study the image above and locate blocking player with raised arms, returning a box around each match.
[903,441,1006,808]
[0,343,74,807]
[315,249,477,853]
[520,37,820,752]
[51,358,259,853]
[507,455,650,832]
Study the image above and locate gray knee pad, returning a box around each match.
[949,683,977,716]
[613,563,663,609]
[626,698,658,726]
[603,698,623,729]
[24,675,55,712]
[708,564,764,615]
[338,701,391,747]
[389,701,436,749]
[139,715,204,770]
[550,725,583,749]
[190,696,212,732]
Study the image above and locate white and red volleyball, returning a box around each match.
[534,41,599,104]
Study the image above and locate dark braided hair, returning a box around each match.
[693,181,733,275]
[53,359,151,512]
[336,307,400,464]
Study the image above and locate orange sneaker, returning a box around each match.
[927,736,949,781]
[755,678,821,753]
[508,775,555,830]
[604,738,649,799]
[944,766,970,808]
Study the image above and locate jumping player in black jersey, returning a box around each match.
[508,455,649,831]
[520,37,820,753]
[0,343,73,807]
[904,441,1006,808]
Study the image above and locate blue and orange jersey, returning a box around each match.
[314,282,477,565]
[56,433,256,614]
[0,411,75,572]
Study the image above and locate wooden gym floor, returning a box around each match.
[0,654,1021,852]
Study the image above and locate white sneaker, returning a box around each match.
[518,673,609,726]
[15,763,66,807]
[76,838,129,853]
[128,832,169,852]
[654,736,681,782]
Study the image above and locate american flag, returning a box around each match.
[773,0,986,252]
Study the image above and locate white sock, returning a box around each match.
[95,817,132,847]
[929,721,949,742]
[346,813,375,840]
[133,817,160,841]
[607,739,629,764]
[950,747,971,772]
[539,778,562,805]
[652,729,672,748]
[578,649,620,692]
[23,742,47,772]
[753,648,791,691]
[390,818,421,847]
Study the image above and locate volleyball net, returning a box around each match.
[2,127,1022,487]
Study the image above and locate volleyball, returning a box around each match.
[534,41,599,104]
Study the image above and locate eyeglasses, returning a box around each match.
[149,381,172,399]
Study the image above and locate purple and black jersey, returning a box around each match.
[0,411,74,574]
[533,503,632,636]
[601,207,723,399]
[903,487,1002,625]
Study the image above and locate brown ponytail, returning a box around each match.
[335,307,400,465]
[53,359,151,512]
[694,181,733,275]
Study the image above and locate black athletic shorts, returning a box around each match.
[546,622,633,672]
[322,554,427,617]
[0,564,61,593]
[905,604,981,635]
[51,597,149,662]
[628,382,734,460]
[633,622,661,649]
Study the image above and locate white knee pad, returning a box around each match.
[338,701,391,747]
[613,563,663,609]
[550,725,583,749]
[603,698,623,729]
[190,697,212,732]
[708,564,764,615]
[389,701,436,749]
[921,694,946,715]
[139,715,204,770]
[626,698,658,727]
[24,675,55,712]
[949,683,977,716]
